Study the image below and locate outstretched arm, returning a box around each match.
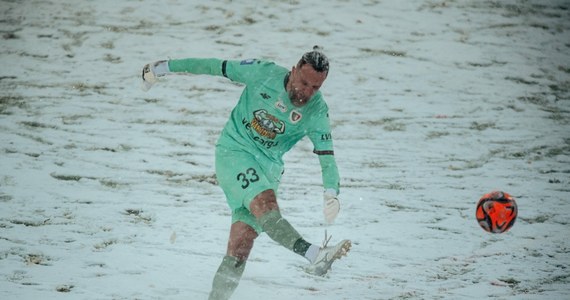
[141,58,226,91]
[141,58,276,91]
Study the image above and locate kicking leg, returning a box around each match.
[208,222,257,300]
[250,189,351,276]
[250,189,317,259]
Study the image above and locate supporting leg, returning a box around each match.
[208,256,246,300]
[208,222,257,300]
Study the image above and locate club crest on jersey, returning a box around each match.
[251,109,285,139]
[290,110,302,123]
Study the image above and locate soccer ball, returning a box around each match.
[476,191,518,233]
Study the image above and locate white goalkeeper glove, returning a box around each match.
[323,188,340,224]
[141,60,170,91]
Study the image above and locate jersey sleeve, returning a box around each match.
[308,105,340,194]
[167,58,278,86]
[318,154,340,194]
[223,59,278,85]
[168,58,225,77]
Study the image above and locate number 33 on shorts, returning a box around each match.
[236,168,259,189]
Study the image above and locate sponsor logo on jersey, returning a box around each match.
[240,59,256,65]
[251,109,285,139]
[290,110,302,123]
[242,117,280,149]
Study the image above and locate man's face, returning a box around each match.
[287,64,327,107]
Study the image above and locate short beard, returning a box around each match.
[289,90,305,107]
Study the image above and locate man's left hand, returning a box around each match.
[323,189,340,224]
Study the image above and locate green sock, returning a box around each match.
[208,256,246,300]
[258,210,304,253]
[293,238,312,256]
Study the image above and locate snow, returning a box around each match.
[1,0,569,299]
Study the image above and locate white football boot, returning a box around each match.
[305,234,351,276]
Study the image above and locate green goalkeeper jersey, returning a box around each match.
[168,58,340,193]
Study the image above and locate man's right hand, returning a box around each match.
[141,60,169,91]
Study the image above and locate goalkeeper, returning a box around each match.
[142,46,350,300]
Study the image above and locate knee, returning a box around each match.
[250,189,279,218]
[231,247,252,262]
[228,223,258,261]
[229,238,255,261]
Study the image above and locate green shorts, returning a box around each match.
[215,145,284,233]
